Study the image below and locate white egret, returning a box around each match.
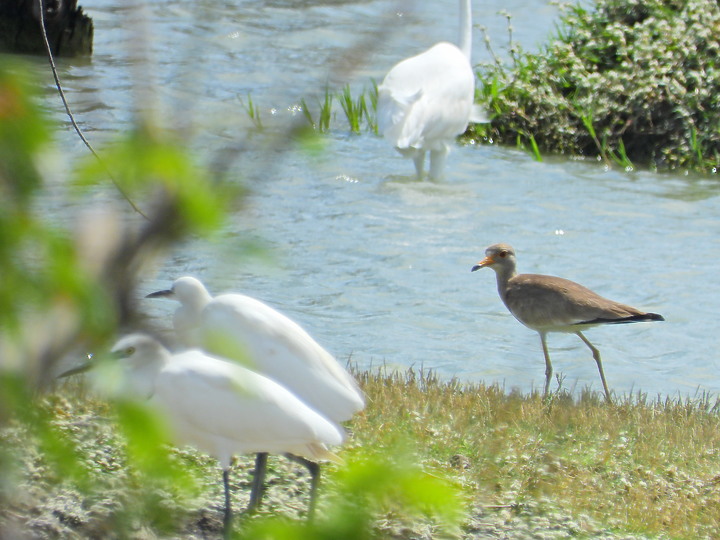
[60,334,344,536]
[472,243,664,401]
[377,0,488,180]
[146,276,364,508]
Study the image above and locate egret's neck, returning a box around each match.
[458,0,473,60]
[187,292,212,314]
[126,352,168,400]
[174,293,211,346]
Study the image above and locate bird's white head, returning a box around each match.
[111,333,169,364]
[58,334,171,399]
[471,243,517,274]
[109,334,173,397]
[146,276,214,313]
[146,277,214,345]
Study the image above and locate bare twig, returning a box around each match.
[36,0,149,219]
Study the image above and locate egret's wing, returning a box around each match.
[377,85,423,146]
[200,295,364,422]
[378,42,475,150]
[153,353,344,462]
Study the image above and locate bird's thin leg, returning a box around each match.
[539,332,553,396]
[248,452,268,513]
[285,453,321,519]
[429,148,448,180]
[222,468,233,539]
[413,151,426,179]
[576,331,612,402]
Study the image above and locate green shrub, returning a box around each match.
[472,0,720,172]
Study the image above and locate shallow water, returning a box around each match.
[35,0,720,398]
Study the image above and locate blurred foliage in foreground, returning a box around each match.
[0,58,463,538]
[0,57,235,385]
[0,54,234,535]
[470,0,720,172]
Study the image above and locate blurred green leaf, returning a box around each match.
[0,374,91,490]
[243,447,464,539]
[0,58,51,203]
[113,398,201,531]
[74,127,239,234]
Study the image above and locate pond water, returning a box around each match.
[35,0,720,398]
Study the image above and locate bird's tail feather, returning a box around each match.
[576,312,665,325]
[306,443,344,464]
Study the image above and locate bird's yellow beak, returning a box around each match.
[471,255,495,272]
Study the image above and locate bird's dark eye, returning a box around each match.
[499,251,508,258]
[126,347,136,356]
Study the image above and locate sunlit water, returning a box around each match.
[33,0,720,398]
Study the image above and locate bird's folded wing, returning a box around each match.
[505,274,645,328]
[202,297,365,419]
[154,357,344,454]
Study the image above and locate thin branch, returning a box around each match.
[36,0,149,219]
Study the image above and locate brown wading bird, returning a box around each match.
[472,243,664,401]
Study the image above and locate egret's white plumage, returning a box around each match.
[147,276,365,424]
[63,334,343,534]
[377,0,487,179]
[146,276,364,516]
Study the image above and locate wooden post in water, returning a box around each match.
[0,0,93,57]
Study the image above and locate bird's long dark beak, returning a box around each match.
[58,362,93,379]
[471,255,495,272]
[146,289,173,299]
[58,348,127,378]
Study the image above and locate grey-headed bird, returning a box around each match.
[472,243,664,400]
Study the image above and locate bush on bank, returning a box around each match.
[470,0,720,173]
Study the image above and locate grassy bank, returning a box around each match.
[356,369,720,537]
[2,369,720,538]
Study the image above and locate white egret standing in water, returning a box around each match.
[377,0,488,179]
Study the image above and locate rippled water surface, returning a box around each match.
[36,0,720,398]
